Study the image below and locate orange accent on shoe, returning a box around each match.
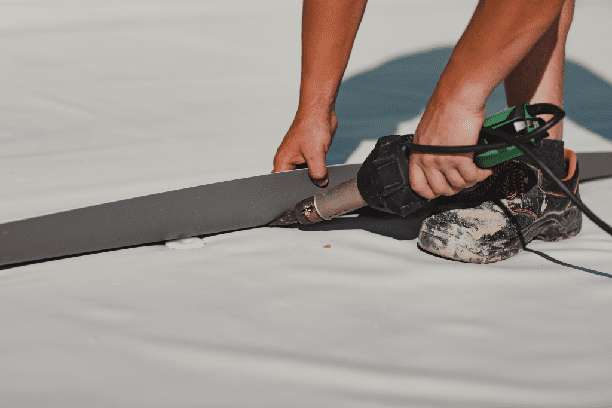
[536,169,567,197]
[536,148,580,197]
[561,149,578,182]
[511,208,538,218]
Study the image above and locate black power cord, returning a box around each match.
[483,122,612,237]
[403,104,612,237]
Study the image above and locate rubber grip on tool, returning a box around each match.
[356,134,431,217]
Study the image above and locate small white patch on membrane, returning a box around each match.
[165,237,205,249]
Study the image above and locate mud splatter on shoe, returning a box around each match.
[418,139,582,263]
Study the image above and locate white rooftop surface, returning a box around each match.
[2,1,612,406]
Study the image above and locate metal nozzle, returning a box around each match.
[268,209,299,226]
[269,177,367,226]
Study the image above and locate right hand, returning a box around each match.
[272,111,338,188]
[409,100,493,200]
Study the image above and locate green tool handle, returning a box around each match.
[402,103,565,167]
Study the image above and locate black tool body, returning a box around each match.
[357,103,564,216]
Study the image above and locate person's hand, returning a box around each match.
[409,101,493,200]
[272,110,337,187]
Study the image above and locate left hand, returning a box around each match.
[409,100,493,200]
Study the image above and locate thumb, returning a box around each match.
[304,151,329,188]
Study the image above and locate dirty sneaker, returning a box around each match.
[417,139,582,263]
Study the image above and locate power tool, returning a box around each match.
[269,103,612,238]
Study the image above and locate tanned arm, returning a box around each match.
[411,0,567,199]
[273,0,368,187]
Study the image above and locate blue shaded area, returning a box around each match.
[328,46,612,165]
[565,62,612,140]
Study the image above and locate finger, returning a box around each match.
[455,159,494,185]
[441,167,469,193]
[426,169,459,197]
[272,153,304,174]
[304,151,329,188]
[409,161,437,200]
[272,161,296,173]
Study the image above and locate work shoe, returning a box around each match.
[417,139,582,263]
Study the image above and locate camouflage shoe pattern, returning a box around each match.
[417,148,581,263]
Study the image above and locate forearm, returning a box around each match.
[298,0,368,114]
[433,0,566,109]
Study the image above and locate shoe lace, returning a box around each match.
[497,161,530,200]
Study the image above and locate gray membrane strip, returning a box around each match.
[576,152,612,182]
[1,152,611,267]
[0,165,361,267]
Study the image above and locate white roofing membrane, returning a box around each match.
[2,1,612,406]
